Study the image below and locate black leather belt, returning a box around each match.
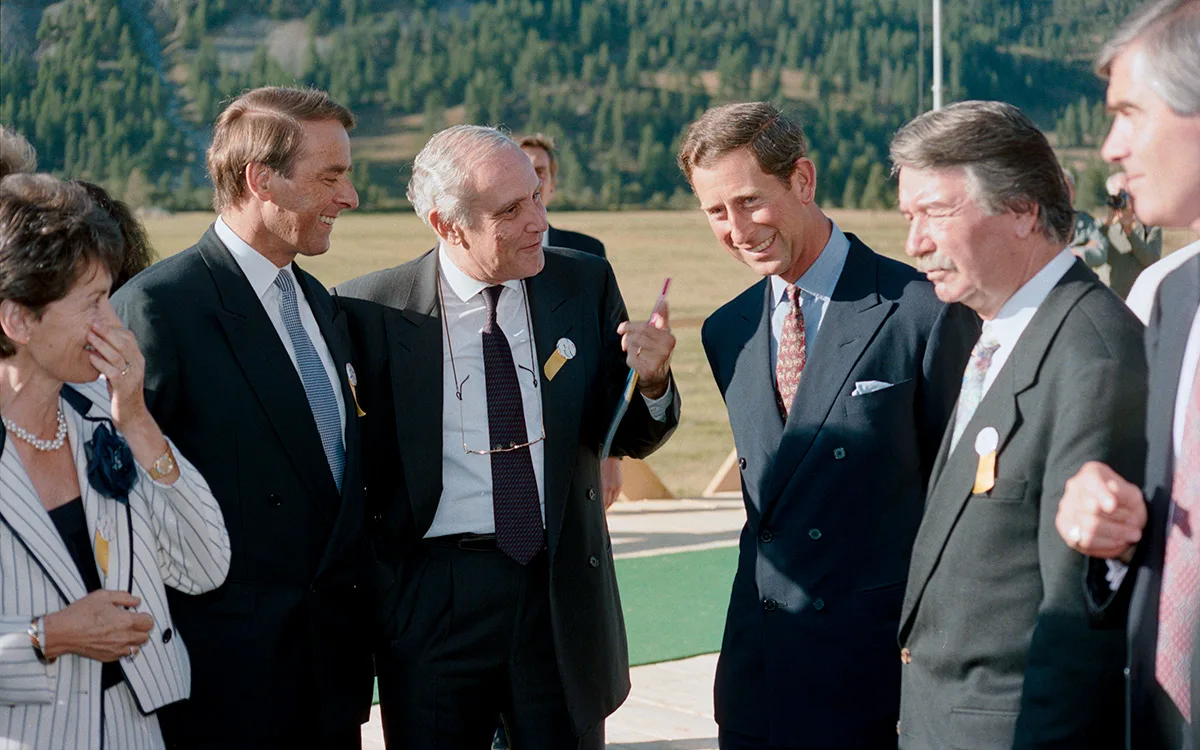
[425,533,499,551]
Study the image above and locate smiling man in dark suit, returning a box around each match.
[893,101,1147,749]
[335,124,679,749]
[111,87,374,749]
[679,101,977,750]
[1055,1,1200,747]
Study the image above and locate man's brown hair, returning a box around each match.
[518,133,558,181]
[677,102,809,186]
[207,87,355,212]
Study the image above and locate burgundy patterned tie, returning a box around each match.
[775,284,806,418]
[481,285,544,565]
[1157,363,1200,720]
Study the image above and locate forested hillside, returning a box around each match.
[0,0,1139,211]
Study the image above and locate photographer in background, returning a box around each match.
[1065,168,1110,266]
[1102,172,1162,298]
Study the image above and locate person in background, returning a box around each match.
[0,173,230,750]
[1065,167,1110,266]
[0,125,37,179]
[1102,172,1163,298]
[72,181,156,293]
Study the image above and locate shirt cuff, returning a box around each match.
[642,388,674,422]
[1106,559,1129,591]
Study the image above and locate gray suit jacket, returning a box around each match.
[333,246,679,734]
[899,259,1147,749]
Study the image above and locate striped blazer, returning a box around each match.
[0,379,231,749]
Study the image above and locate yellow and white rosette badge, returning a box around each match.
[544,337,576,381]
[973,426,999,494]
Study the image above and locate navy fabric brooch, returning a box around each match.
[85,422,138,501]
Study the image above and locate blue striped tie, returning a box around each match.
[273,270,345,492]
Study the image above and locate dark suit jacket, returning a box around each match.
[899,259,1147,750]
[1087,254,1200,750]
[701,234,978,748]
[333,246,679,735]
[111,227,374,747]
[548,224,606,259]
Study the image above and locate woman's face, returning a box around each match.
[21,261,119,384]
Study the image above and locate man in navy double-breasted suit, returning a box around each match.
[677,101,977,749]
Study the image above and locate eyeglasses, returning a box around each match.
[438,269,546,456]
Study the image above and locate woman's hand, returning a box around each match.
[87,321,149,433]
[41,590,154,663]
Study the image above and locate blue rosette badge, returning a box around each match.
[85,423,138,501]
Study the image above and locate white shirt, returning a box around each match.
[1126,240,1200,324]
[213,216,347,442]
[769,222,851,380]
[427,246,548,538]
[1174,302,1200,458]
[975,249,1077,400]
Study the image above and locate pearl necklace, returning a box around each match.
[1,408,68,452]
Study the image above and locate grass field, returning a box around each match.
[142,210,1198,497]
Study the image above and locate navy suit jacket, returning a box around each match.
[547,225,606,259]
[702,234,977,747]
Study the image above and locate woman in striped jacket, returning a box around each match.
[0,174,231,749]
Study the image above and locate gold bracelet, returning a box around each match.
[28,617,54,663]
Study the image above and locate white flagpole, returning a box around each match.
[932,0,943,110]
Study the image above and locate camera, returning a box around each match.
[1106,190,1130,211]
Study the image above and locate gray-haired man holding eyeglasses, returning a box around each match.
[334,125,679,750]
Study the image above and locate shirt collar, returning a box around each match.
[985,248,1077,350]
[770,221,851,304]
[214,216,293,300]
[437,243,524,303]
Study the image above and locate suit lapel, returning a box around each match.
[901,260,1099,632]
[0,402,89,604]
[526,261,584,557]
[198,230,340,501]
[385,250,445,533]
[762,239,893,517]
[723,280,783,515]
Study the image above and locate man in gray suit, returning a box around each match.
[894,101,1148,749]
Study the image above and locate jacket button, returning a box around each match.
[812,598,825,610]
[267,493,283,507]
[587,488,597,501]
[900,647,912,664]
[588,555,600,568]
[738,457,747,470]
[809,528,822,540]
[759,530,773,543]
[763,598,777,611]
[162,628,173,644]
[833,447,846,459]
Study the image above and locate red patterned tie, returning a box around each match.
[1157,362,1200,721]
[775,284,806,418]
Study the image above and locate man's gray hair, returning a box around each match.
[890,101,1074,245]
[1096,0,1200,115]
[407,125,517,228]
[0,126,37,180]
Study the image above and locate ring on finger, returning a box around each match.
[636,346,644,357]
[129,645,137,656]
[120,362,131,377]
[1068,525,1082,546]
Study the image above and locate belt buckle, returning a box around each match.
[457,534,496,551]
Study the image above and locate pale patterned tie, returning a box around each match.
[273,270,345,492]
[775,284,806,419]
[950,327,1002,451]
[1156,363,1200,722]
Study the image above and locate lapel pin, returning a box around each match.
[973,426,999,494]
[544,337,576,381]
[346,363,366,417]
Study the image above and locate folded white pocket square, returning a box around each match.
[852,380,894,396]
